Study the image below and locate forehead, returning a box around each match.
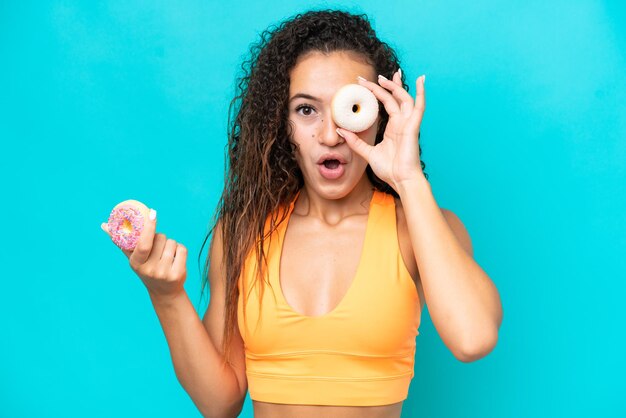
[289,51,377,99]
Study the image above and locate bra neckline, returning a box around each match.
[274,189,387,320]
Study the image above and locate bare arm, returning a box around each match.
[103,211,245,417]
[150,290,243,418]
[336,71,502,362]
[397,177,503,362]
[149,220,247,417]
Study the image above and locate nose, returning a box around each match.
[318,112,344,147]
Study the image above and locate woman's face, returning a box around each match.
[287,50,379,199]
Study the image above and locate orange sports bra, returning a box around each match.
[237,190,421,406]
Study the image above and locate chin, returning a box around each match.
[302,164,368,199]
[309,180,364,201]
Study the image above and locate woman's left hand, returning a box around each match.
[338,70,426,192]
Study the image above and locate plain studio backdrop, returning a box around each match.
[1,1,624,417]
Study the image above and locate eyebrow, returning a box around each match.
[289,93,321,103]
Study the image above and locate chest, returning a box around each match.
[279,214,368,317]
[237,197,422,356]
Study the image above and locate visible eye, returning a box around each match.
[295,104,316,116]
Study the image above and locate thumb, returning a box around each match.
[337,128,373,163]
[101,222,110,237]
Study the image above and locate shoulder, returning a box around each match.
[394,197,474,258]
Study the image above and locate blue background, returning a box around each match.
[1,0,625,417]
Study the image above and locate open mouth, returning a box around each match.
[322,159,341,169]
[318,159,345,179]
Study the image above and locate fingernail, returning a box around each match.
[336,128,345,138]
[357,75,367,82]
[421,74,426,84]
[100,222,107,232]
[398,68,402,78]
[149,209,157,221]
[378,74,388,81]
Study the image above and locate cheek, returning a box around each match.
[360,123,379,145]
[297,121,320,140]
[290,121,321,156]
[291,117,314,137]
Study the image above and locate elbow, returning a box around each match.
[199,405,220,418]
[201,409,241,418]
[201,401,245,418]
[225,397,246,418]
[455,329,499,363]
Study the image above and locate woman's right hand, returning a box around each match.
[101,211,188,300]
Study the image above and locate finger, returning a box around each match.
[414,74,426,111]
[406,75,427,133]
[376,73,414,115]
[148,233,168,263]
[160,238,178,265]
[129,208,157,265]
[130,233,165,269]
[337,128,373,163]
[171,243,188,279]
[357,75,400,114]
[393,68,402,86]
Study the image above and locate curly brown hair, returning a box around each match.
[197,9,429,367]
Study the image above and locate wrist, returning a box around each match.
[394,172,430,196]
[148,289,188,309]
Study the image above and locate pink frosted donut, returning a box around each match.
[107,199,150,251]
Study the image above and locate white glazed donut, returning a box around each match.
[331,84,379,132]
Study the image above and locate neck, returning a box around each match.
[294,177,375,226]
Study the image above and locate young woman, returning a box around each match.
[102,9,503,418]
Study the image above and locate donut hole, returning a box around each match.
[352,104,360,114]
[122,219,133,234]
